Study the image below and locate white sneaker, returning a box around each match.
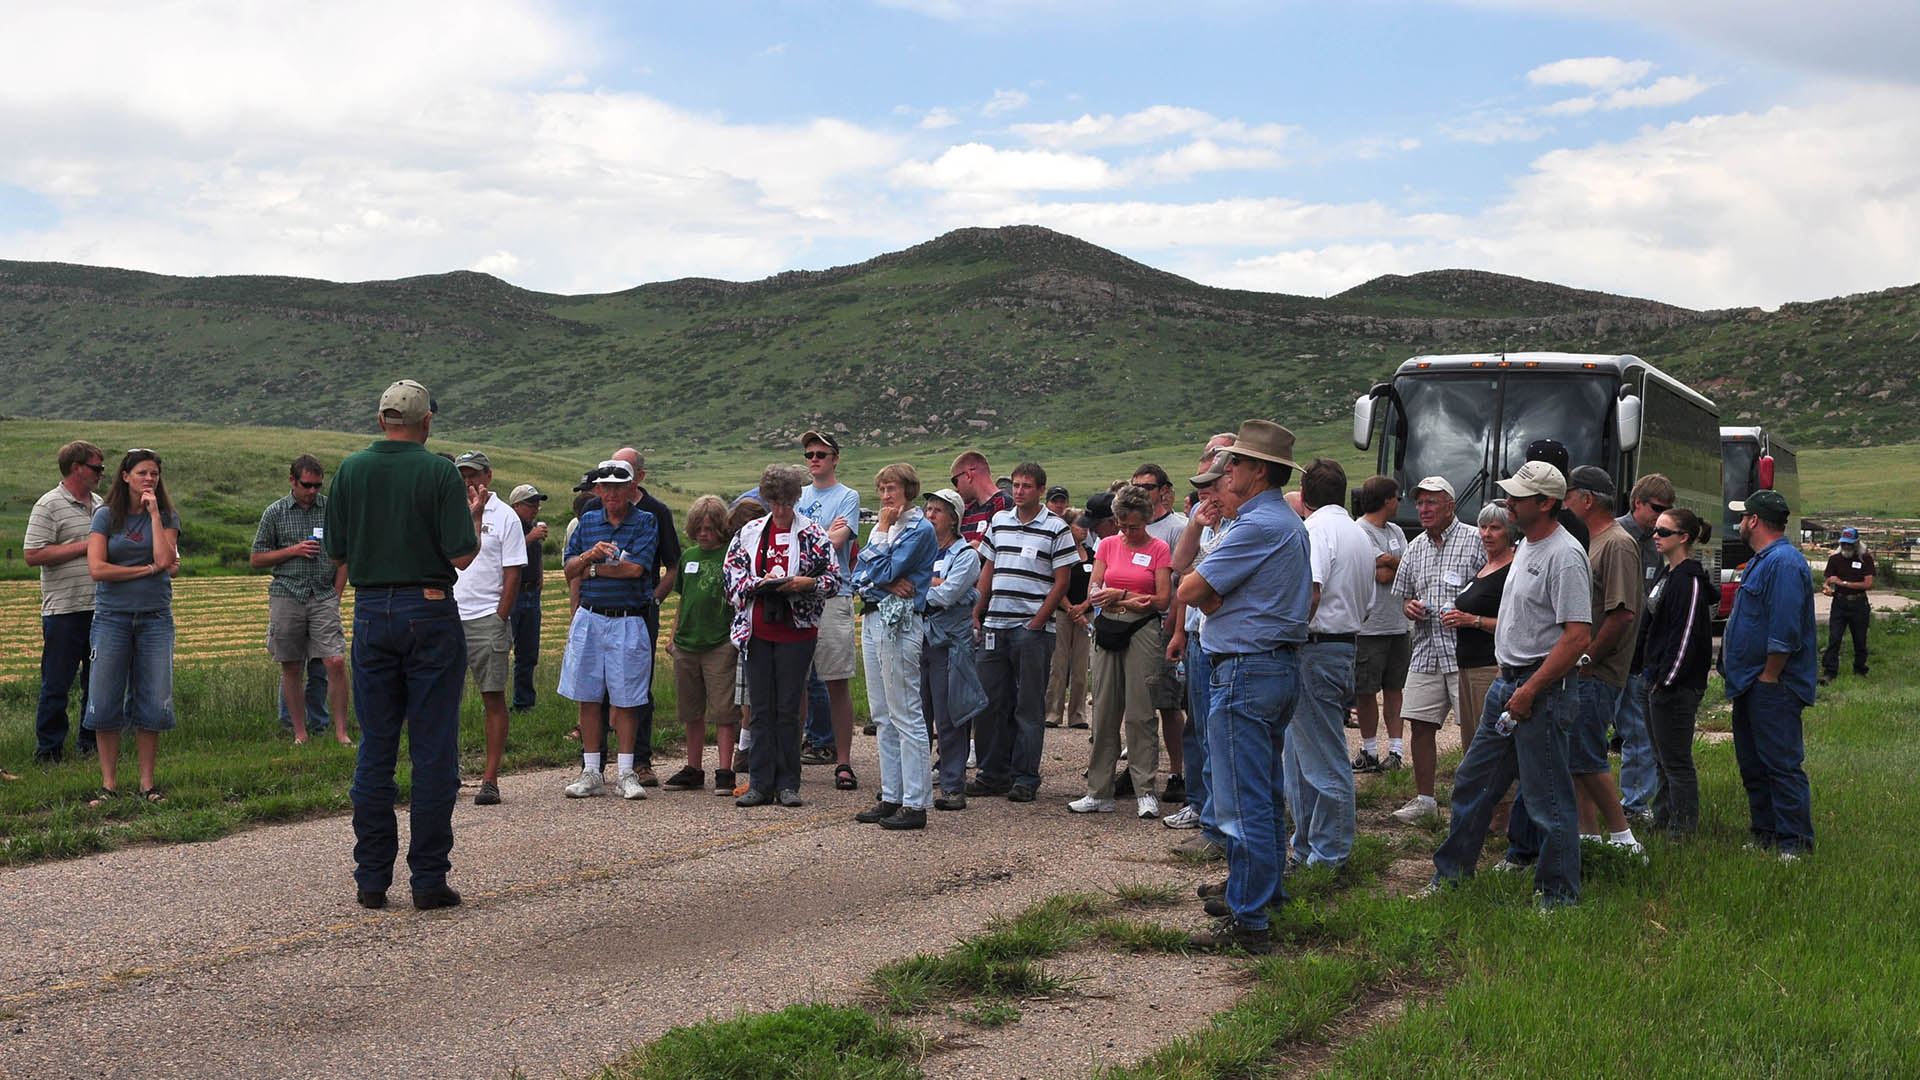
[1608,835,1647,864]
[966,741,977,768]
[1391,794,1438,824]
[1137,794,1160,819]
[614,769,649,800]
[1068,795,1114,813]
[1162,804,1202,830]
[1490,857,1531,873]
[564,768,606,798]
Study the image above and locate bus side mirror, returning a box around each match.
[1615,393,1642,453]
[1758,454,1775,490]
[1352,393,1376,451]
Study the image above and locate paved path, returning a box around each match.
[4,723,1337,1080]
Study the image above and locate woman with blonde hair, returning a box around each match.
[851,463,939,829]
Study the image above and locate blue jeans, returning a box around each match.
[1286,642,1357,867]
[1434,672,1581,906]
[36,611,95,756]
[975,626,1054,791]
[509,590,541,711]
[1183,640,1223,843]
[1613,671,1655,814]
[278,657,329,735]
[1731,681,1814,853]
[803,672,833,750]
[1206,648,1300,930]
[83,610,175,733]
[349,588,466,894]
[867,614,930,809]
[1507,676,1611,863]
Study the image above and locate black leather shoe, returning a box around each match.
[933,792,968,811]
[879,807,927,830]
[965,777,1010,796]
[412,885,462,911]
[1007,785,1038,803]
[855,800,902,824]
[355,889,387,910]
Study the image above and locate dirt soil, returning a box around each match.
[0,721,1462,1080]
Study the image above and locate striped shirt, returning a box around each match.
[980,507,1077,630]
[1390,517,1486,674]
[961,490,1012,547]
[26,484,103,616]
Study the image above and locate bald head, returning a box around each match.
[612,447,645,481]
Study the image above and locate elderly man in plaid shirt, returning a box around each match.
[1388,475,1485,823]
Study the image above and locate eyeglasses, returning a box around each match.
[1652,527,1682,538]
[803,451,834,460]
[297,480,323,490]
[950,475,965,486]
[79,462,105,473]
[1647,502,1672,515]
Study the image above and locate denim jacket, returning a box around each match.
[851,507,937,611]
[1719,535,1818,705]
[924,539,980,649]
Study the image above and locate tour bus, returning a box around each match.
[1351,352,1722,583]
[1719,426,1799,621]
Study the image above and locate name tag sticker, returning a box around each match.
[684,560,699,574]
[1442,571,1462,587]
[985,631,997,650]
[1852,561,1863,569]
[1022,545,1039,562]
[778,533,796,549]
[1646,566,1656,579]
[1131,551,1153,567]
[1082,562,1094,574]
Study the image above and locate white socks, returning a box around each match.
[584,752,602,773]
[1363,738,1379,755]
[617,753,635,774]
[1388,738,1405,756]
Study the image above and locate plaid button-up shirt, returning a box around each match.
[253,494,335,601]
[1390,517,1486,674]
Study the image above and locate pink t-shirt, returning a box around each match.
[1096,534,1171,595]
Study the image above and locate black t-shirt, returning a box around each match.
[1453,563,1510,670]
[1065,544,1092,606]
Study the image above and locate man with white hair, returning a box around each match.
[1388,476,1484,824]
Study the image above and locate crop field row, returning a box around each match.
[0,572,652,683]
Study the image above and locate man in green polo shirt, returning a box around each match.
[325,379,481,912]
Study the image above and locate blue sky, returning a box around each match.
[2,0,1916,308]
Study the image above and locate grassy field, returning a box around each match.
[598,609,1920,1078]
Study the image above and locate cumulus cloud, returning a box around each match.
[1527,57,1653,89]
[981,89,1031,116]
[920,107,960,129]
[891,143,1118,191]
[1010,105,1294,149]
[1545,74,1713,114]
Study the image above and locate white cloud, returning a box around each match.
[891,143,1118,191]
[1527,56,1652,89]
[981,88,1031,116]
[920,107,960,129]
[1440,112,1548,143]
[1545,74,1712,115]
[761,42,789,56]
[1011,105,1294,149]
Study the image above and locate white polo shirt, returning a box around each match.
[454,492,528,620]
[1304,504,1374,636]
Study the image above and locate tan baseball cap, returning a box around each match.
[378,380,434,424]
[1496,461,1568,500]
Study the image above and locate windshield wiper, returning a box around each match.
[1457,463,1490,509]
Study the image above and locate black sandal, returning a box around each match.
[138,786,167,804]
[834,764,858,791]
[88,786,122,808]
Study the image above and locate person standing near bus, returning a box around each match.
[1388,476,1484,824]
[327,380,480,911]
[1610,473,1674,821]
[1720,489,1817,859]
[1562,467,1644,855]
[1821,526,1874,684]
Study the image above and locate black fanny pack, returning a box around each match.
[1093,613,1152,652]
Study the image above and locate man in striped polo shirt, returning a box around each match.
[968,462,1077,801]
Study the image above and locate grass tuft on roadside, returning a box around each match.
[597,1002,925,1080]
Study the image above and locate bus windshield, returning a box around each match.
[1391,371,1614,521]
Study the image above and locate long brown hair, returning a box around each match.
[105,449,174,532]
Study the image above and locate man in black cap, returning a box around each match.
[507,484,549,715]
[1720,489,1817,859]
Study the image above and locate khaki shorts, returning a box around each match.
[266,594,346,664]
[1459,666,1498,729]
[1401,668,1467,726]
[811,595,857,681]
[672,641,741,727]
[1354,633,1411,695]
[463,614,512,694]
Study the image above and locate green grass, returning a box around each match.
[596,1003,924,1080]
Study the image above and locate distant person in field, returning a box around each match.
[723,464,840,808]
[1177,420,1309,954]
[1163,433,1237,853]
[559,459,658,803]
[1287,458,1371,870]
[1132,463,1190,807]
[1610,472,1675,820]
[1633,506,1714,838]
[250,454,352,746]
[663,495,742,795]
[82,448,181,807]
[850,463,939,830]
[1351,474,1410,775]
[1388,475,1485,825]
[1719,488,1817,859]
[452,451,526,807]
[1821,525,1874,684]
[949,450,1012,549]
[24,439,105,764]
[795,430,862,792]
[506,484,550,714]
[327,380,478,911]
[969,461,1077,803]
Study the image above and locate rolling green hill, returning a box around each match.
[3,226,1915,453]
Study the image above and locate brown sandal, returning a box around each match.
[138,786,167,804]
[88,786,122,808]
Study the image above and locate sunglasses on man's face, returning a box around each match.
[803,451,834,460]
[297,480,323,490]
[80,462,105,473]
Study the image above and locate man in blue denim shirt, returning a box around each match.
[1719,489,1817,858]
[1176,420,1309,954]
